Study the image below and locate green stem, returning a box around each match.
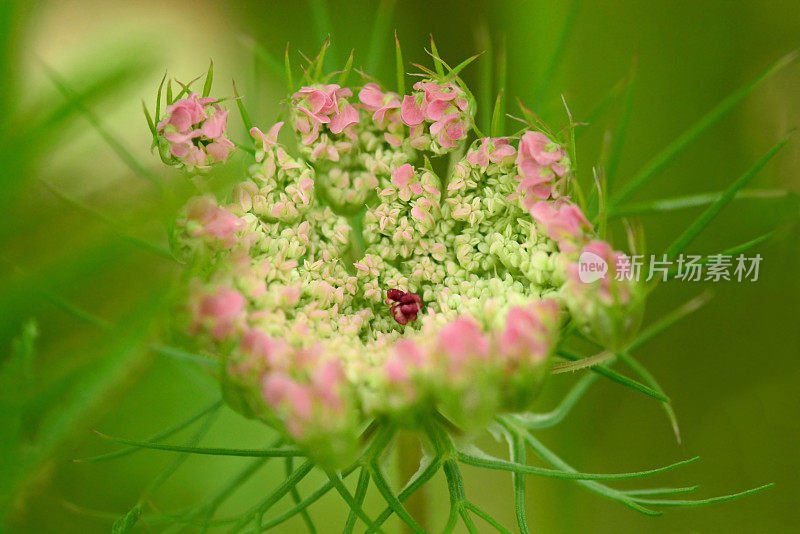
[397,431,427,533]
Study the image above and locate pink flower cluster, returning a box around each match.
[466,137,517,167]
[189,286,246,340]
[358,83,405,146]
[156,93,235,167]
[563,240,641,350]
[292,84,359,159]
[566,241,633,306]
[400,81,471,150]
[233,328,351,440]
[529,197,592,253]
[515,131,569,205]
[380,300,560,420]
[184,196,246,249]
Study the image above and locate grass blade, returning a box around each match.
[605,56,637,188]
[612,51,797,205]
[665,134,791,258]
[531,0,581,109]
[41,63,162,190]
[476,25,493,132]
[366,0,397,75]
[609,189,792,218]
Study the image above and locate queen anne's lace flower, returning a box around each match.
[167,66,643,467]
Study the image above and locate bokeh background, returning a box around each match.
[1,0,799,532]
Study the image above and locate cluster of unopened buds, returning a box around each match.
[157,55,643,467]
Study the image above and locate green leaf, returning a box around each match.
[2,258,113,330]
[343,468,369,534]
[325,468,384,532]
[94,433,304,457]
[510,373,598,429]
[152,344,220,368]
[370,462,425,534]
[366,0,397,74]
[508,433,530,533]
[226,460,315,532]
[202,59,214,97]
[111,505,141,534]
[665,134,791,258]
[463,501,511,534]
[76,399,222,463]
[394,31,405,94]
[499,421,661,516]
[551,350,614,373]
[259,467,357,530]
[38,180,173,260]
[558,350,669,402]
[612,51,797,205]
[629,291,712,351]
[365,449,442,533]
[625,485,699,497]
[617,352,681,442]
[456,445,696,480]
[631,483,774,507]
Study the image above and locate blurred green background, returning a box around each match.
[1,0,798,532]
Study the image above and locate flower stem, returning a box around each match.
[397,431,427,532]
